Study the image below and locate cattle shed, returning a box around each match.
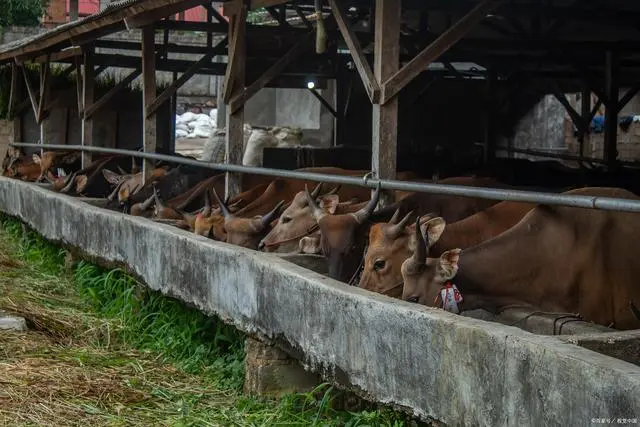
[1,0,640,425]
[3,0,640,197]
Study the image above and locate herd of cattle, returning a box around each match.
[3,148,640,331]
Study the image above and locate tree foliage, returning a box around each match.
[0,0,49,27]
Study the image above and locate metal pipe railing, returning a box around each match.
[9,142,640,214]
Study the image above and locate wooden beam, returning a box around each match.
[32,47,82,63]
[616,82,640,114]
[328,0,379,103]
[146,36,227,118]
[578,86,591,157]
[229,31,313,114]
[224,0,287,15]
[293,3,313,30]
[549,82,584,133]
[7,63,19,119]
[142,25,158,182]
[222,4,247,104]
[372,0,400,207]
[381,0,503,104]
[604,50,619,168]
[84,68,142,120]
[225,9,247,199]
[19,63,39,118]
[37,58,51,124]
[124,0,208,29]
[81,50,95,168]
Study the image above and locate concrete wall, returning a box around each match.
[509,95,566,154]
[0,178,638,426]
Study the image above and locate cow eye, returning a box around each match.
[281,216,291,224]
[407,296,419,303]
[373,260,385,271]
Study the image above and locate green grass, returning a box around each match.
[0,215,411,427]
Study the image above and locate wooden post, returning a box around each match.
[142,25,158,182]
[170,71,178,154]
[81,50,95,168]
[372,0,400,207]
[604,50,619,169]
[225,7,247,198]
[9,63,23,144]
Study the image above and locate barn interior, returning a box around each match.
[2,0,640,197]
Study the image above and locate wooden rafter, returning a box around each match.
[616,82,640,114]
[32,47,82,64]
[229,31,314,114]
[37,57,51,124]
[124,0,208,29]
[328,0,379,103]
[84,68,142,120]
[381,0,504,104]
[75,56,83,116]
[223,0,287,15]
[146,51,216,118]
[18,63,39,118]
[7,64,19,119]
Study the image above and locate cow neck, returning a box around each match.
[452,228,540,309]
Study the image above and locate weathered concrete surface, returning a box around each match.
[0,313,27,332]
[0,177,639,426]
[244,337,321,397]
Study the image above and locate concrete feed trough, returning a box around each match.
[0,177,638,426]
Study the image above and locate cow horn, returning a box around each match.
[385,210,414,240]
[202,190,212,216]
[260,200,285,230]
[107,180,123,201]
[310,182,323,199]
[117,166,127,175]
[212,187,233,219]
[324,184,341,196]
[140,192,156,211]
[60,172,78,194]
[304,185,326,222]
[389,208,402,225]
[408,216,428,269]
[352,182,381,224]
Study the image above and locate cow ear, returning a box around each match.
[422,217,446,245]
[32,154,41,164]
[438,249,461,280]
[102,169,122,185]
[299,235,322,254]
[319,194,339,214]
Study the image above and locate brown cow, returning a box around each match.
[32,151,80,182]
[359,201,535,297]
[258,171,419,253]
[212,186,284,248]
[306,176,507,284]
[401,187,640,330]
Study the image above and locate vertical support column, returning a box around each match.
[483,67,497,164]
[142,25,158,182]
[225,7,247,198]
[81,49,95,168]
[170,71,178,154]
[579,85,591,159]
[604,50,619,169]
[69,0,79,21]
[10,63,23,144]
[39,60,51,156]
[372,0,400,207]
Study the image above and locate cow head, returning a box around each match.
[358,209,414,298]
[258,183,340,253]
[306,183,381,283]
[401,216,457,305]
[32,151,80,181]
[212,187,284,249]
[152,185,184,220]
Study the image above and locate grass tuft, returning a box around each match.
[0,215,412,426]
